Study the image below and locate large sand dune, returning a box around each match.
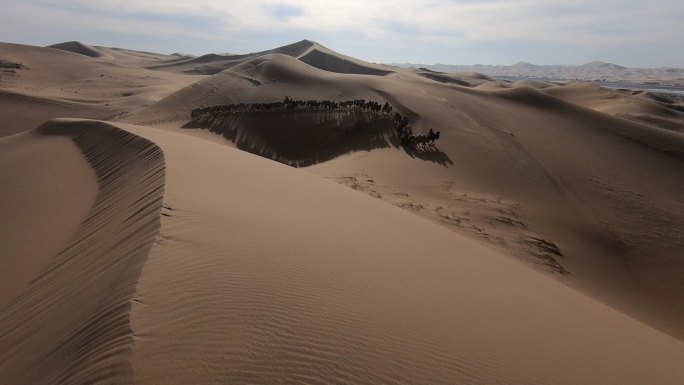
[1,40,684,383]
[144,39,394,76]
[125,121,684,384]
[0,120,164,384]
[117,46,684,336]
[120,48,684,339]
[48,41,110,59]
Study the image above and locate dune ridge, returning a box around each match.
[298,48,393,76]
[144,39,394,76]
[48,41,108,59]
[0,119,165,384]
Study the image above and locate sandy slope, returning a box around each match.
[0,42,202,136]
[543,82,684,132]
[0,128,97,308]
[0,88,121,137]
[409,67,493,87]
[308,83,684,338]
[48,41,111,59]
[3,118,684,383]
[146,39,394,76]
[0,120,164,384]
[116,121,684,384]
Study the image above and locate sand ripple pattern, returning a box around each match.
[0,120,165,384]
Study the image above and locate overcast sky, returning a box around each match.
[1,0,682,67]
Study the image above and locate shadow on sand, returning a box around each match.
[183,111,452,167]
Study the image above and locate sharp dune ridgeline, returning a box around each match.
[1,39,684,384]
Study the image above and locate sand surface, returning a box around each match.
[1,40,684,384]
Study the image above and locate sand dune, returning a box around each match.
[0,42,202,136]
[122,121,683,384]
[0,126,97,307]
[47,40,193,67]
[145,39,316,74]
[0,88,120,137]
[121,50,684,339]
[123,53,388,127]
[543,82,684,132]
[145,39,394,76]
[0,119,164,384]
[411,67,493,86]
[97,46,192,67]
[298,47,393,76]
[2,39,684,384]
[0,42,104,89]
[48,41,110,59]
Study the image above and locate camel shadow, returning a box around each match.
[402,145,454,167]
[384,134,454,167]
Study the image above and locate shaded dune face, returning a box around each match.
[47,41,106,59]
[0,120,165,384]
[298,49,393,76]
[184,110,398,166]
[123,123,684,385]
[0,89,121,137]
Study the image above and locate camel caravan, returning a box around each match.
[190,97,441,149]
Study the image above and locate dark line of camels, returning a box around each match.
[191,97,441,148]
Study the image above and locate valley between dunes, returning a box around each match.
[1,40,684,384]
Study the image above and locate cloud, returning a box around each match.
[0,0,682,65]
[5,0,682,42]
[0,1,222,40]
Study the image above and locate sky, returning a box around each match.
[0,0,682,68]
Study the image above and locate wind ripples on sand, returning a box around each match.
[0,120,165,384]
[131,194,542,385]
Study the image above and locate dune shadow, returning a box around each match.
[183,112,396,167]
[183,109,453,168]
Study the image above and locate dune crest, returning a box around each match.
[48,41,109,59]
[298,48,393,76]
[0,119,165,384]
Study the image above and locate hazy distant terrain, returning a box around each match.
[391,61,684,88]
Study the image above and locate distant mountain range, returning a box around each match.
[389,61,684,87]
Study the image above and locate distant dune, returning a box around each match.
[48,41,109,59]
[393,61,684,86]
[1,39,684,384]
[145,39,394,75]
